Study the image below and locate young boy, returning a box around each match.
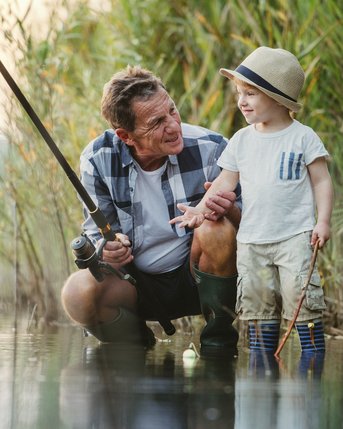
[170,47,333,354]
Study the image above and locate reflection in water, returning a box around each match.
[59,343,236,429]
[235,351,326,429]
[0,318,342,429]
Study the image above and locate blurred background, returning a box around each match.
[0,0,342,329]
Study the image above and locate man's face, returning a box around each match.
[127,88,183,160]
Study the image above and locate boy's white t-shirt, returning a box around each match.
[217,120,329,244]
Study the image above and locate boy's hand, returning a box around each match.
[169,203,205,228]
[311,221,330,248]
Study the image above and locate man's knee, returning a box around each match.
[61,270,99,326]
[192,218,237,276]
[198,217,236,244]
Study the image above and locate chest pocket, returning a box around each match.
[279,151,304,180]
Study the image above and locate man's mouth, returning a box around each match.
[165,135,180,144]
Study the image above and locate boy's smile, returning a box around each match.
[236,83,292,132]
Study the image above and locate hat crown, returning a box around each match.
[240,47,304,101]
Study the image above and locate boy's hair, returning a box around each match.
[232,76,290,111]
[101,65,166,131]
[232,76,255,90]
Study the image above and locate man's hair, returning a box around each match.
[101,65,166,131]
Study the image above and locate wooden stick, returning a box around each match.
[274,241,320,358]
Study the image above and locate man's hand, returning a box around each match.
[101,233,133,267]
[169,203,205,228]
[203,181,237,221]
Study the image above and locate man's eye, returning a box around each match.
[151,119,162,129]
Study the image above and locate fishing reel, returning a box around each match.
[70,234,135,284]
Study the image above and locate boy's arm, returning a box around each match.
[170,169,239,228]
[308,157,334,247]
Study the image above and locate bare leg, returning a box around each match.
[61,269,156,345]
[61,269,138,327]
[191,217,237,276]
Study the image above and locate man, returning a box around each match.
[61,65,241,356]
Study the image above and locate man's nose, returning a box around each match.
[165,116,179,132]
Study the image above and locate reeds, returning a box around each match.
[0,0,342,324]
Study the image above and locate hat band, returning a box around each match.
[235,65,297,102]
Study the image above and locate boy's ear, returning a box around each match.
[116,128,134,146]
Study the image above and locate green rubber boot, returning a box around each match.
[84,307,156,348]
[193,266,238,357]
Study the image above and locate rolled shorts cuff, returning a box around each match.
[238,315,281,321]
[282,312,324,322]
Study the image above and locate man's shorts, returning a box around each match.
[236,231,326,322]
[125,256,201,321]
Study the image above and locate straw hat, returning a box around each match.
[220,47,305,112]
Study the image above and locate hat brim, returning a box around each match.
[219,68,302,112]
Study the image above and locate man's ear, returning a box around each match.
[116,128,134,146]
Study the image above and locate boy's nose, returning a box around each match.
[238,96,247,106]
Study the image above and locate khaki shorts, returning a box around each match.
[236,231,326,322]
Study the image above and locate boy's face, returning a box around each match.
[235,83,283,126]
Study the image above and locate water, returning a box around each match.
[1,316,342,429]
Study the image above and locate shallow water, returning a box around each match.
[1,316,342,429]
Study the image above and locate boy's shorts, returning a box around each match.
[125,256,201,321]
[236,231,326,322]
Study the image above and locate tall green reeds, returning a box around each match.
[0,0,342,325]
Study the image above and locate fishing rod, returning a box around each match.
[0,59,133,284]
[0,60,176,335]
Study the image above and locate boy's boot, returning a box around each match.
[193,266,238,356]
[298,351,325,378]
[295,319,325,353]
[249,349,279,377]
[248,320,280,352]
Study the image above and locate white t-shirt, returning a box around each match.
[132,161,190,273]
[217,120,329,244]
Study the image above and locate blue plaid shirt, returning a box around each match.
[80,123,235,250]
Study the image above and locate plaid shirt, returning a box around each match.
[80,123,232,250]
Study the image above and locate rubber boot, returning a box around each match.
[298,351,324,378]
[248,320,280,353]
[193,266,238,357]
[295,319,325,353]
[84,307,156,348]
[249,350,279,378]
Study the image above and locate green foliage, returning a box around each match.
[0,0,342,324]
